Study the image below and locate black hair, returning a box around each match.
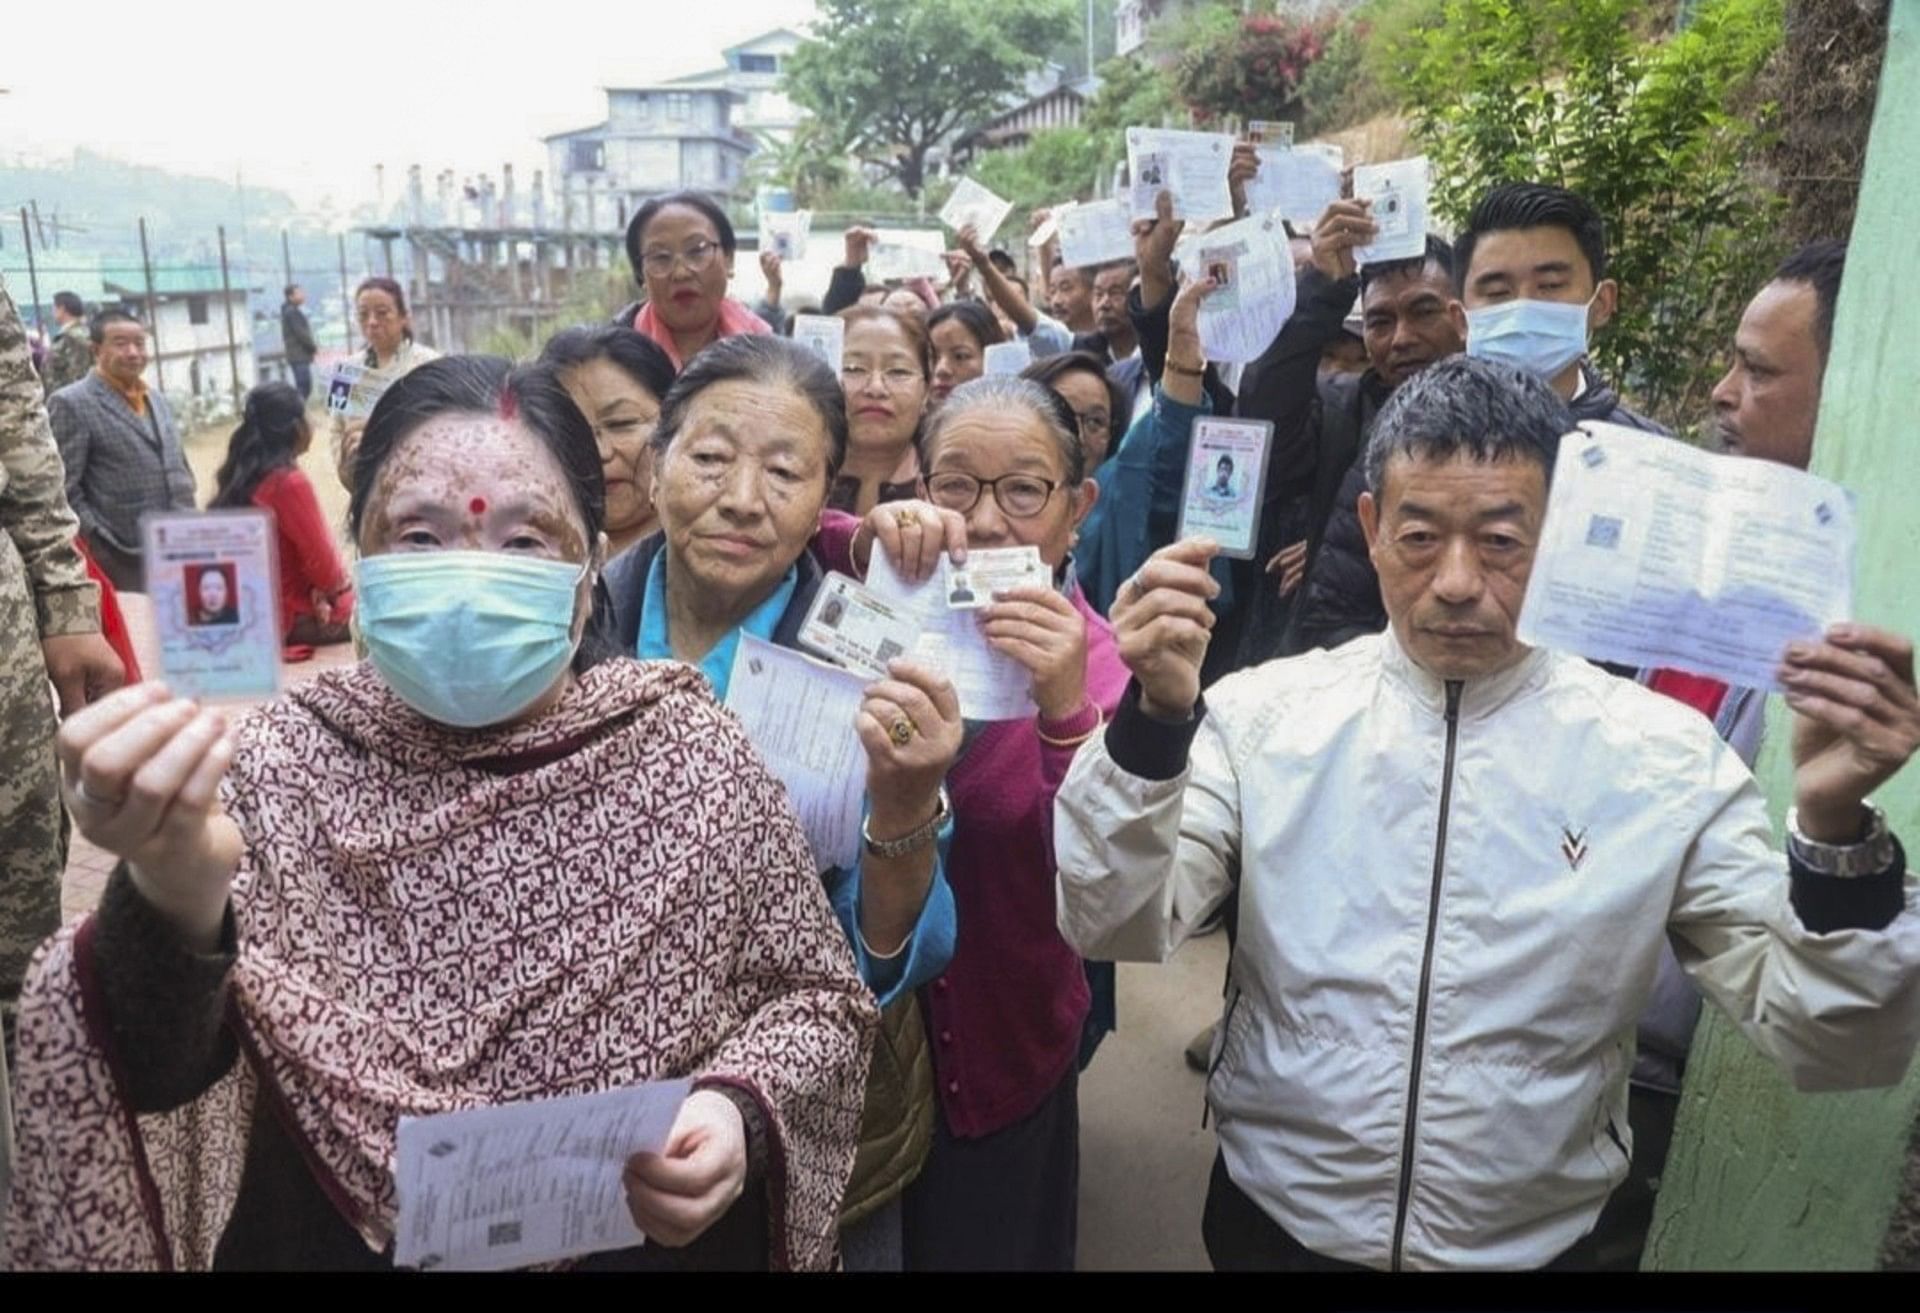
[283,283,301,299]
[1021,349,1132,458]
[1217,454,1234,469]
[53,290,84,318]
[89,307,141,345]
[1772,239,1847,363]
[1360,234,1456,298]
[346,354,611,672]
[538,324,678,403]
[923,375,1087,485]
[651,335,848,480]
[1364,354,1574,497]
[212,382,309,510]
[354,277,414,343]
[625,192,738,283]
[927,300,1005,350]
[1092,258,1140,284]
[988,249,1018,276]
[1456,182,1609,293]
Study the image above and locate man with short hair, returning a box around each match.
[41,293,92,396]
[1289,182,1664,657]
[280,283,318,402]
[1058,354,1920,1271]
[1711,239,1845,472]
[1049,263,1096,335]
[46,309,197,591]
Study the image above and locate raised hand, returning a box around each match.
[982,585,1089,721]
[1310,199,1380,281]
[1783,624,1920,842]
[1111,539,1222,720]
[844,226,878,269]
[1134,189,1185,311]
[55,682,243,950]
[852,499,969,583]
[857,660,963,834]
[1229,140,1261,219]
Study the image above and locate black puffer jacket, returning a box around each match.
[1282,364,1669,657]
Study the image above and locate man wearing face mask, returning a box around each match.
[1285,182,1666,659]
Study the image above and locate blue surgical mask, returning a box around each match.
[1464,295,1596,381]
[354,550,587,729]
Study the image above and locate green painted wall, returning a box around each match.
[1647,0,1920,1270]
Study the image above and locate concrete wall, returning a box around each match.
[1647,0,1920,1269]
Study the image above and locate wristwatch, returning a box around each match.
[863,787,951,860]
[1786,803,1896,879]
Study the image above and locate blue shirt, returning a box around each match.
[633,549,953,1005]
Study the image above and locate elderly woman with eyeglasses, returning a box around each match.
[813,376,1134,1271]
[617,192,774,369]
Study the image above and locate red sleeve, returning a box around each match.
[258,469,348,596]
[810,508,861,576]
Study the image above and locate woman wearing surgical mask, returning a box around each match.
[815,376,1132,1271]
[597,335,963,1271]
[11,356,875,1272]
[541,325,676,557]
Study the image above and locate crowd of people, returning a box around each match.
[1,131,1917,1274]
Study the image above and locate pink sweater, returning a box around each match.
[815,511,1131,1138]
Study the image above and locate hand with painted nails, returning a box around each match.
[1112,538,1223,721]
[1781,624,1920,842]
[54,682,243,951]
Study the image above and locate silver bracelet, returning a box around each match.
[862,788,950,861]
[1786,803,1896,879]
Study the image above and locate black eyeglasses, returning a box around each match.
[925,472,1061,519]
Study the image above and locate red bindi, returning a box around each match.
[469,497,487,516]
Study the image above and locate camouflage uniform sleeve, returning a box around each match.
[0,280,100,637]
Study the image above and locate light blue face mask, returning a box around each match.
[1464,295,1595,381]
[354,550,587,729]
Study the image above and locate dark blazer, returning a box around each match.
[46,372,196,579]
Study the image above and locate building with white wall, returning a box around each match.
[102,270,257,403]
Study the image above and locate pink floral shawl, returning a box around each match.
[5,658,876,1271]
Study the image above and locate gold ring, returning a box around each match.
[889,718,915,747]
[895,508,920,530]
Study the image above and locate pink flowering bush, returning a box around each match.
[1176,13,1338,127]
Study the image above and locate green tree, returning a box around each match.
[785,0,1078,198]
[747,119,853,208]
[1081,53,1182,171]
[1389,0,1786,428]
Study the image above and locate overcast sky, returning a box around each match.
[1,0,818,211]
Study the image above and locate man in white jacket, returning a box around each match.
[1054,354,1920,1271]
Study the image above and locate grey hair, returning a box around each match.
[922,374,1087,485]
[1363,355,1575,496]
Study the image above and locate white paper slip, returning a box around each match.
[792,313,846,373]
[868,232,950,282]
[760,209,812,261]
[725,635,872,870]
[942,545,1045,609]
[1177,212,1298,364]
[1353,157,1430,265]
[800,571,921,679]
[1126,127,1236,222]
[325,360,393,419]
[1177,417,1274,560]
[983,340,1032,377]
[1028,211,1061,249]
[867,548,1036,722]
[141,510,283,701]
[1055,199,1136,270]
[939,177,1015,244]
[1516,422,1857,692]
[394,1079,691,1271]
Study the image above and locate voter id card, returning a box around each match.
[799,572,922,679]
[1177,417,1273,561]
[141,509,283,700]
[792,314,846,373]
[1247,120,1294,149]
[942,545,1045,610]
[325,361,391,419]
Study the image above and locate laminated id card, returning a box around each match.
[325,361,393,419]
[942,545,1045,609]
[1177,417,1273,560]
[792,314,846,373]
[141,509,283,700]
[799,572,922,679]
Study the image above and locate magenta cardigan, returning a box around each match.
[815,511,1131,1138]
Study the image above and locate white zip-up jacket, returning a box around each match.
[1054,632,1920,1271]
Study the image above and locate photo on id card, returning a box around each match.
[1178,417,1273,560]
[798,572,921,679]
[141,509,283,700]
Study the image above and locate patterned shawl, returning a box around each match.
[5,658,876,1271]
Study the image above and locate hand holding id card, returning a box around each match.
[799,573,922,679]
[326,361,394,420]
[942,546,1045,609]
[142,510,283,700]
[1177,418,1273,561]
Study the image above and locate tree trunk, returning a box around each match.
[899,147,927,199]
